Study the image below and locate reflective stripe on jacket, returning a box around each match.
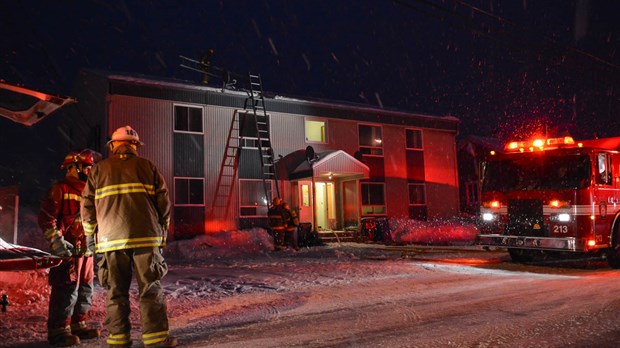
[81,145,171,253]
[38,176,87,251]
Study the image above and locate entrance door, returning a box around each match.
[315,182,336,230]
[297,181,313,224]
[342,180,359,228]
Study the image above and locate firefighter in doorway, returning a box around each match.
[81,125,177,348]
[39,149,102,347]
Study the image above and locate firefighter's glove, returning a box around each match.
[50,236,73,257]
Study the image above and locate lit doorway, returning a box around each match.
[315,182,335,230]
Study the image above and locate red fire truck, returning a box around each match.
[477,135,620,267]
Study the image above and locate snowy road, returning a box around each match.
[4,244,620,347]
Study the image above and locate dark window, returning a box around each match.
[239,180,273,217]
[359,124,383,156]
[408,184,426,205]
[482,154,591,192]
[406,129,423,149]
[174,178,204,205]
[174,105,203,133]
[361,183,386,215]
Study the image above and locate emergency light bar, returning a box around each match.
[504,136,575,152]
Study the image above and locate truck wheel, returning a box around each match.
[607,229,620,269]
[508,248,534,263]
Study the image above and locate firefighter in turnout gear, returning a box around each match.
[81,126,178,348]
[39,149,103,347]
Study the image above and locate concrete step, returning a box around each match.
[317,230,359,243]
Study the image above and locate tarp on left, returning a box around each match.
[0,237,61,271]
[0,80,76,126]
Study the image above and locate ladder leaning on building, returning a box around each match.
[209,73,280,220]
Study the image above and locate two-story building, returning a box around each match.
[63,70,460,240]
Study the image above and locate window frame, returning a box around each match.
[595,152,613,185]
[358,123,384,157]
[408,183,426,206]
[173,177,205,206]
[360,182,387,216]
[405,128,424,151]
[238,110,271,149]
[239,179,274,217]
[173,104,204,134]
[304,117,328,144]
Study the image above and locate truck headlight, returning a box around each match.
[482,213,495,221]
[557,213,570,222]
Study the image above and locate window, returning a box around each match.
[174,105,203,133]
[239,112,270,149]
[408,183,427,221]
[305,118,327,143]
[239,179,273,217]
[465,181,479,207]
[359,124,383,156]
[174,178,205,205]
[406,128,425,181]
[361,183,386,215]
[596,153,613,185]
[406,129,423,150]
[408,183,426,205]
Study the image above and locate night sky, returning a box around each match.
[1,0,619,202]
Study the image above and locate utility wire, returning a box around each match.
[452,0,620,72]
[393,0,619,74]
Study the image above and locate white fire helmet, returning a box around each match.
[106,125,144,147]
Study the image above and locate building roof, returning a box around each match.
[78,69,460,132]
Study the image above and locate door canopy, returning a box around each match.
[279,149,369,180]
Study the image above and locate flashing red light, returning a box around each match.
[587,240,596,247]
[483,200,500,208]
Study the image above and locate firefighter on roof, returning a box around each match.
[81,125,177,348]
[39,149,102,347]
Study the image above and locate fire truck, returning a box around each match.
[477,135,620,267]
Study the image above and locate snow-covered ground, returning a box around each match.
[4,218,620,348]
[0,217,478,346]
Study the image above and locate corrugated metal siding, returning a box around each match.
[204,106,238,230]
[107,95,174,180]
[173,133,204,177]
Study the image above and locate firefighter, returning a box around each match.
[39,149,102,347]
[268,197,286,250]
[81,126,177,348]
[281,202,300,250]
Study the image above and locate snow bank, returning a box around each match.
[389,217,480,245]
[164,228,275,261]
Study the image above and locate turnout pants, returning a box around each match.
[100,247,170,346]
[48,255,95,337]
